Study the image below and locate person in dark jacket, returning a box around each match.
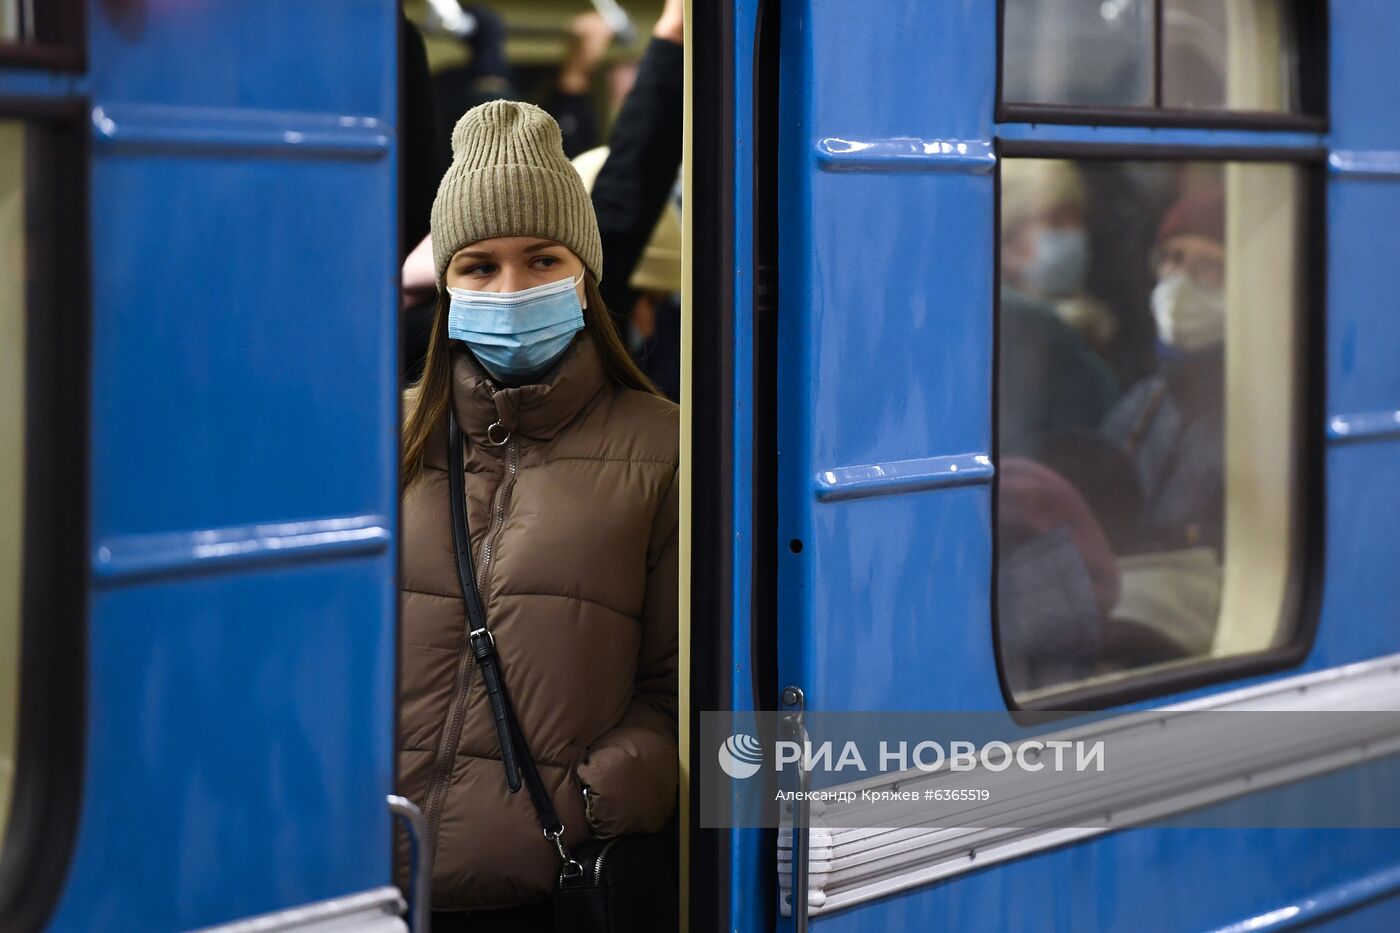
[400,12,447,385]
[998,457,1120,695]
[429,4,516,170]
[400,11,443,261]
[430,6,619,165]
[587,0,684,330]
[1000,158,1119,354]
[543,11,617,158]
[1102,184,1227,552]
[999,287,1119,458]
[573,144,682,401]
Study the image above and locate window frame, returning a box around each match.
[994,0,1330,132]
[0,94,90,933]
[990,138,1328,712]
[0,0,85,71]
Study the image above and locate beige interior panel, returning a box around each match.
[1214,161,1299,656]
[1226,0,1287,112]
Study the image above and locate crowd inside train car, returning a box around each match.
[990,0,1283,699]
[997,156,1239,696]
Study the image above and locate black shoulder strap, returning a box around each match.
[446,411,572,854]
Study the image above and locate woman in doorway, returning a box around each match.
[398,99,678,931]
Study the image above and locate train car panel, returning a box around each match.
[1,0,405,930]
[46,562,396,931]
[763,0,1400,929]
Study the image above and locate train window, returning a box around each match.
[995,156,1310,705]
[0,0,83,68]
[1000,0,1322,121]
[0,119,21,842]
[1161,0,1302,111]
[1002,0,1156,108]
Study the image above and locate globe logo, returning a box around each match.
[718,733,763,779]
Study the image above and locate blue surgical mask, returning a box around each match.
[1026,227,1089,297]
[447,273,586,384]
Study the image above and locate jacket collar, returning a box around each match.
[449,333,609,450]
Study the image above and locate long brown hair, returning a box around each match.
[401,273,661,485]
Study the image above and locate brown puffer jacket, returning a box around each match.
[398,334,679,910]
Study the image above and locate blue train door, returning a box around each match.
[717,1,1400,931]
[0,2,405,930]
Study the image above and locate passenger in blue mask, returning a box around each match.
[998,159,1119,458]
[444,245,589,384]
[399,100,679,929]
[1000,158,1118,353]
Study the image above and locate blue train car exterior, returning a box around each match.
[1,1,402,930]
[708,1,1400,931]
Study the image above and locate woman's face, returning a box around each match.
[445,236,587,307]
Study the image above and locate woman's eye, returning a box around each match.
[531,255,559,269]
[465,263,495,276]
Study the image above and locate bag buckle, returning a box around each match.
[547,824,584,881]
[468,627,495,655]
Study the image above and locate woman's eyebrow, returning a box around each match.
[523,240,562,253]
[456,250,494,261]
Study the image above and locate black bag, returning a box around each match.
[553,832,678,933]
[447,412,678,933]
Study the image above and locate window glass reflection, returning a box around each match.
[997,157,1304,700]
[1163,0,1301,112]
[1004,0,1306,115]
[1003,0,1154,108]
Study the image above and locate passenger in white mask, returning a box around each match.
[1104,183,1227,549]
[1000,158,1118,352]
[1150,185,1227,353]
[1093,183,1231,661]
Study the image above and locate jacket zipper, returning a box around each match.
[476,438,518,597]
[422,437,521,853]
[423,643,478,856]
[592,838,622,886]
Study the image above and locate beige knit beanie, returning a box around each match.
[430,100,603,287]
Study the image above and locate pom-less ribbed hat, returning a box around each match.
[430,100,603,287]
[1157,184,1225,247]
